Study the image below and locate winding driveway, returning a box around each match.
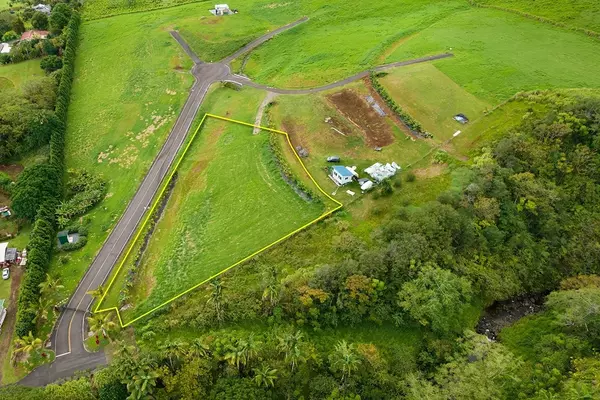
[19,16,452,386]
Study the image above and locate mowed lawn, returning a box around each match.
[243,0,468,88]
[384,7,600,103]
[379,63,492,142]
[125,118,328,320]
[478,0,600,32]
[0,60,45,91]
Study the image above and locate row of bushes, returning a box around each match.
[368,72,426,136]
[15,12,81,338]
[267,129,322,205]
[468,0,600,40]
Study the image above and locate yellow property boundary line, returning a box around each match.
[94,113,343,327]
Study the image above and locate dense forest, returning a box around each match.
[1,93,599,399]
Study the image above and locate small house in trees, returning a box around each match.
[20,30,49,41]
[57,230,80,247]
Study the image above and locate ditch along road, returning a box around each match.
[19,17,451,386]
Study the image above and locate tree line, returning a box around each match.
[14,10,81,338]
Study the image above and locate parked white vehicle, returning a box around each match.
[2,268,9,280]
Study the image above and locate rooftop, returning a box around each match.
[333,165,353,177]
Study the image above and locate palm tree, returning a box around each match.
[38,274,64,297]
[127,366,159,400]
[207,279,225,324]
[277,330,306,371]
[253,363,278,388]
[86,285,106,301]
[262,266,280,309]
[160,340,188,369]
[329,340,361,383]
[87,311,117,342]
[187,338,210,359]
[13,331,43,364]
[28,296,55,325]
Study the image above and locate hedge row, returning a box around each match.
[368,72,425,136]
[468,1,600,40]
[15,12,81,338]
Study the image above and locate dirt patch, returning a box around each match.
[201,17,223,25]
[413,163,447,178]
[0,164,23,180]
[363,77,418,140]
[476,293,547,341]
[0,266,23,383]
[327,89,395,147]
[281,118,308,151]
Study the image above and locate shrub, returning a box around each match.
[393,178,402,189]
[56,169,106,227]
[405,172,416,182]
[31,12,49,30]
[61,236,87,251]
[378,179,393,196]
[2,30,18,41]
[40,55,63,73]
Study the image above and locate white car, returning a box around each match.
[2,268,9,280]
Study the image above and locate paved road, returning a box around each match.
[18,18,307,388]
[19,16,452,387]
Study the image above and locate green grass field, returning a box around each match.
[99,87,336,323]
[0,60,45,92]
[379,64,492,142]
[384,7,600,103]
[478,0,600,33]
[243,0,467,88]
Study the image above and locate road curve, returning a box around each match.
[18,18,309,388]
[19,15,451,386]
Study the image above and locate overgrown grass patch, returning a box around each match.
[384,7,600,103]
[0,60,45,91]
[100,88,338,324]
[244,0,468,87]
[477,0,600,33]
[379,63,492,142]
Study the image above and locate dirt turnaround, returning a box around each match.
[476,293,547,340]
[327,89,395,147]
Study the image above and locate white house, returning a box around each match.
[213,4,231,15]
[330,166,354,186]
[0,43,11,54]
[32,4,51,14]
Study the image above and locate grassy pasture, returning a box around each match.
[0,60,45,92]
[478,0,600,33]
[384,7,600,103]
[379,63,492,142]
[266,84,433,198]
[101,87,336,322]
[243,0,468,88]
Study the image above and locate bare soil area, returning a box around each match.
[327,89,395,147]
